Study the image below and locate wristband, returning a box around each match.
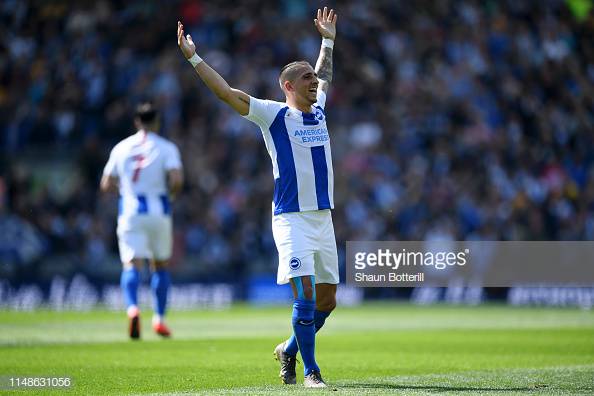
[321,38,334,49]
[187,53,203,67]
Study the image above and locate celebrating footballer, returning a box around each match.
[178,7,339,388]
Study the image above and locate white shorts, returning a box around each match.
[272,209,339,285]
[116,215,172,264]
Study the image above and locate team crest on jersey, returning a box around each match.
[289,257,302,270]
[315,108,324,121]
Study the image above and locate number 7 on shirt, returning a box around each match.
[131,154,144,183]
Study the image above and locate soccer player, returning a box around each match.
[177,7,338,388]
[100,101,183,340]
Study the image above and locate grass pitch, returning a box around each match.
[1,303,593,395]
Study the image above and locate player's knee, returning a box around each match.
[291,276,315,301]
[153,260,169,271]
[303,285,315,301]
[316,297,336,312]
[125,259,144,270]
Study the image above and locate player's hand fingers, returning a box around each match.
[328,9,334,22]
[332,14,337,25]
[317,8,321,21]
[322,6,327,20]
[186,34,194,46]
[178,22,184,43]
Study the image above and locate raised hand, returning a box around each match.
[177,21,196,59]
[314,7,337,40]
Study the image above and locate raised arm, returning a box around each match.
[314,7,337,94]
[177,21,250,116]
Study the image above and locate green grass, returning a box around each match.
[1,304,593,395]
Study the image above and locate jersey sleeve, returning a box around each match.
[102,147,118,177]
[315,89,327,109]
[242,97,283,128]
[164,143,182,170]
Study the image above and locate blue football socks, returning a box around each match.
[314,309,330,330]
[284,334,299,356]
[120,268,139,308]
[292,299,319,375]
[284,309,331,356]
[150,270,170,317]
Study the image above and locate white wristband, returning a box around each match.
[321,38,334,49]
[187,53,203,67]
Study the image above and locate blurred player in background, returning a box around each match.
[100,102,183,340]
[178,7,338,388]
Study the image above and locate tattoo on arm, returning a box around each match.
[315,47,333,84]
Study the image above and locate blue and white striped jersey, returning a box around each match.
[103,131,182,218]
[244,90,334,215]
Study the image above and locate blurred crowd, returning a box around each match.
[1,0,593,282]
